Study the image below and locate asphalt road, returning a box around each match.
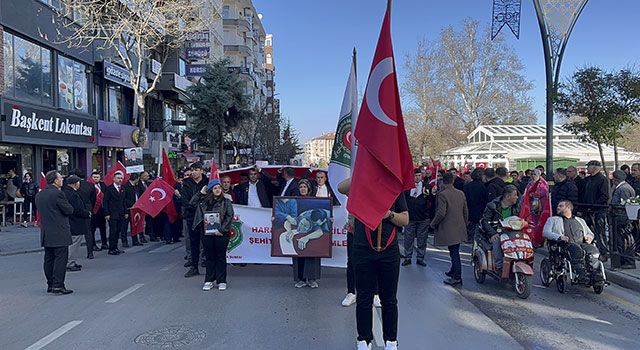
[0,239,638,350]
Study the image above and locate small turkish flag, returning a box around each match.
[104,161,129,187]
[209,158,220,182]
[133,178,175,218]
[161,148,176,187]
[347,4,413,229]
[130,207,146,236]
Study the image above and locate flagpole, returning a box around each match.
[350,48,358,176]
[387,0,392,12]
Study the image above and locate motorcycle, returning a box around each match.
[473,216,535,299]
[539,240,608,294]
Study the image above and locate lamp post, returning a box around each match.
[533,0,588,178]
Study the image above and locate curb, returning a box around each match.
[535,247,640,293]
[0,247,44,256]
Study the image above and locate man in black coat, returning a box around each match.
[90,171,108,250]
[72,169,98,256]
[567,166,586,203]
[463,168,489,241]
[402,168,434,266]
[582,160,611,256]
[123,173,141,247]
[63,175,92,267]
[449,168,465,191]
[103,171,127,255]
[236,167,273,208]
[182,162,209,277]
[551,168,578,215]
[35,170,75,295]
[485,168,506,202]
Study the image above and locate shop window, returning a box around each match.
[179,58,187,77]
[3,32,52,105]
[0,144,34,178]
[106,84,133,125]
[57,55,88,113]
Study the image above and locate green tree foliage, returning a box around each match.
[277,118,301,164]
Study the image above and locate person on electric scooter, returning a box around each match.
[542,200,600,284]
[481,185,521,271]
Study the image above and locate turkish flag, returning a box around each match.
[133,178,175,218]
[103,161,129,187]
[130,207,146,236]
[346,5,413,229]
[163,200,179,223]
[210,158,220,182]
[35,172,46,227]
[86,176,104,214]
[161,148,176,187]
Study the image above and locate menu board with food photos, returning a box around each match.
[58,56,88,114]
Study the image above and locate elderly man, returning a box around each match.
[629,163,640,195]
[36,171,75,295]
[582,160,611,257]
[63,175,92,271]
[567,166,586,203]
[611,170,636,268]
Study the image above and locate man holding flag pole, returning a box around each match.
[344,1,413,349]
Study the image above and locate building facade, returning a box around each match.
[304,133,335,168]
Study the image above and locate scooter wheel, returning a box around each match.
[540,258,552,287]
[593,282,605,295]
[514,272,532,299]
[473,257,486,284]
[556,274,568,294]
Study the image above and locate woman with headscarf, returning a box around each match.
[190,178,234,291]
[519,169,551,247]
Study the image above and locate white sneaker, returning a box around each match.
[295,281,307,288]
[342,293,357,307]
[308,280,319,288]
[385,340,398,350]
[374,295,382,308]
[357,340,372,350]
[218,283,227,291]
[202,282,214,291]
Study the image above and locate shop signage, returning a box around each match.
[185,30,210,43]
[167,132,181,148]
[185,47,210,60]
[4,102,95,144]
[104,61,132,88]
[186,64,207,77]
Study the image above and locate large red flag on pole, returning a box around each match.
[103,161,129,187]
[161,148,177,187]
[346,1,413,230]
[133,178,176,218]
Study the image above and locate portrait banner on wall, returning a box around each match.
[271,197,333,258]
[124,147,143,173]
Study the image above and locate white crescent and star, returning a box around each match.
[134,212,141,221]
[365,56,397,127]
[150,188,167,201]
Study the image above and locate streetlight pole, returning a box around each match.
[533,0,588,178]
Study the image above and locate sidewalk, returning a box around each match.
[0,224,43,256]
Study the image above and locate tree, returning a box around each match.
[555,67,640,173]
[277,118,301,164]
[402,19,535,161]
[186,60,251,166]
[57,0,206,145]
[237,103,282,163]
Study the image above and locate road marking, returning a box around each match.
[372,308,384,347]
[160,262,178,271]
[25,320,82,350]
[149,244,183,254]
[533,284,547,289]
[105,284,144,303]
[603,292,640,313]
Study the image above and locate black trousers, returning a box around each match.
[585,211,608,254]
[171,217,183,242]
[84,222,95,256]
[202,233,230,283]
[354,244,400,343]
[448,244,462,280]
[44,246,68,288]
[188,219,201,267]
[22,196,36,221]
[108,218,124,250]
[347,233,355,294]
[120,215,130,244]
[92,213,107,246]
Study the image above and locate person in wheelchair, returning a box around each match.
[542,200,600,284]
[480,185,521,270]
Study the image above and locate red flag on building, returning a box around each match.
[103,161,129,187]
[35,172,46,226]
[161,148,176,187]
[346,3,413,229]
[209,159,220,182]
[133,178,175,218]
[130,207,146,236]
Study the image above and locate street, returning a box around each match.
[1,240,639,350]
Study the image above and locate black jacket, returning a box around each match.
[518,176,531,194]
[182,177,209,221]
[551,179,578,213]
[103,184,126,220]
[403,181,434,222]
[486,177,506,202]
[583,172,610,208]
[464,179,489,224]
[481,197,521,239]
[237,180,272,208]
[62,186,91,236]
[123,181,139,210]
[190,193,234,234]
[77,180,97,212]
[35,185,74,247]
[453,176,465,192]
[574,176,586,203]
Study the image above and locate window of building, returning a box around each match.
[222,5,230,19]
[106,83,134,125]
[3,32,52,105]
[178,58,187,77]
[266,53,272,65]
[57,55,88,113]
[266,37,272,46]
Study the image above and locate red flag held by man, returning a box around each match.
[346,4,413,230]
[87,176,104,214]
[133,178,175,218]
[130,207,146,236]
[103,161,129,187]
[161,148,176,187]
[35,172,46,226]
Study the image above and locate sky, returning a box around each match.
[253,0,640,143]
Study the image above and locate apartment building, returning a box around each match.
[304,133,336,168]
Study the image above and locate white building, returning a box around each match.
[304,133,335,167]
[441,125,640,170]
[221,0,267,108]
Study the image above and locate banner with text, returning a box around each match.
[227,205,348,268]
